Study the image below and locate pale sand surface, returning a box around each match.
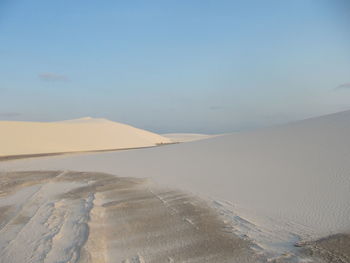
[3,110,350,261]
[0,171,262,263]
[0,117,170,157]
[1,171,348,263]
[161,133,218,142]
[0,144,175,162]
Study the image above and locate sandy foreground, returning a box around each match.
[0,171,349,263]
[1,110,350,262]
[0,170,261,263]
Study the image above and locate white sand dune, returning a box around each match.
[162,133,217,142]
[0,117,170,157]
[2,110,350,261]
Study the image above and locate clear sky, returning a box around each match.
[1,0,350,133]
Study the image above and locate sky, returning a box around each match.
[0,0,350,133]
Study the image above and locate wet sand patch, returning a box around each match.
[300,234,350,263]
[1,171,349,262]
[0,171,262,263]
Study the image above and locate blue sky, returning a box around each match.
[1,0,350,133]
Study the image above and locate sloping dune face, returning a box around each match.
[0,118,170,157]
[4,110,350,259]
[2,110,350,261]
[162,133,216,142]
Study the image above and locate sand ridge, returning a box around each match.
[3,110,350,261]
[0,118,171,157]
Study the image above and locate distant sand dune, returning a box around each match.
[0,118,171,157]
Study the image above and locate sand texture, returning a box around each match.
[0,171,263,263]
[0,117,170,157]
[3,110,350,260]
[161,133,217,142]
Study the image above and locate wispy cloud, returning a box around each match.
[38,73,69,82]
[334,83,350,91]
[0,112,21,118]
